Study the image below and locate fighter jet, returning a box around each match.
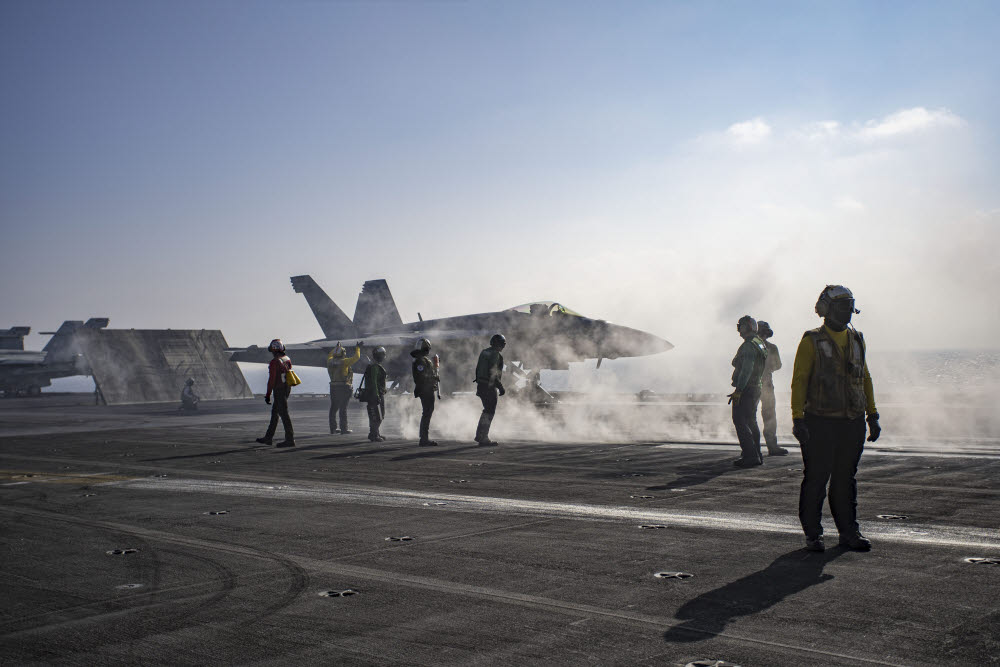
[0,319,109,396]
[229,276,673,392]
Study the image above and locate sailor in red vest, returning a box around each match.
[257,339,295,448]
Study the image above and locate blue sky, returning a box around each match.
[2,1,998,362]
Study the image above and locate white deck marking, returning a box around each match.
[115,477,1000,550]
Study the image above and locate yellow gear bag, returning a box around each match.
[285,369,302,387]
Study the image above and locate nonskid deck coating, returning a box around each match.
[1,395,999,666]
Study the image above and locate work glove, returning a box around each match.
[727,390,742,405]
[792,418,809,445]
[264,396,271,405]
[497,383,505,397]
[356,341,363,347]
[866,413,881,442]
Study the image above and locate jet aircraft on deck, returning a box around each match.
[0,319,109,396]
[229,276,672,393]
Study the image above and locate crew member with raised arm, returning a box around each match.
[328,342,361,434]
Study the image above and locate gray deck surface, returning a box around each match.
[1,395,998,666]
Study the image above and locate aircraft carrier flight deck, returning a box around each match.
[1,395,998,666]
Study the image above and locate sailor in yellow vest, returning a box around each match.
[791,285,881,552]
[328,342,361,434]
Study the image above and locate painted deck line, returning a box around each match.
[115,477,1000,551]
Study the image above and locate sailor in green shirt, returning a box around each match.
[360,346,388,442]
[474,334,506,446]
[757,321,788,457]
[730,315,768,468]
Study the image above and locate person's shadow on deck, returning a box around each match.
[663,548,843,643]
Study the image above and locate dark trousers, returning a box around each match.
[477,383,498,415]
[476,382,498,442]
[760,381,778,448]
[418,391,435,442]
[264,386,293,441]
[732,385,762,463]
[329,384,352,432]
[366,402,382,438]
[799,415,866,539]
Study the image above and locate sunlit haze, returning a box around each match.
[2,1,998,393]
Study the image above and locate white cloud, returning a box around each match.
[796,120,841,142]
[858,107,964,140]
[835,195,866,212]
[725,117,771,144]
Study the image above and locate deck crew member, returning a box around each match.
[257,339,295,448]
[474,334,506,446]
[791,285,880,552]
[411,338,439,446]
[360,346,388,442]
[328,342,361,434]
[180,378,200,411]
[730,315,768,468]
[757,321,788,456]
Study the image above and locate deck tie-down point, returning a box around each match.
[656,571,694,579]
[963,557,1000,565]
[877,514,908,520]
[386,536,414,542]
[205,510,229,515]
[639,524,667,530]
[106,548,140,556]
[319,589,359,597]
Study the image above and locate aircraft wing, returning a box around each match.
[0,351,48,366]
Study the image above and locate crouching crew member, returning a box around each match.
[730,315,768,467]
[411,338,439,446]
[757,321,788,456]
[328,342,361,434]
[474,334,506,446]
[791,285,880,553]
[180,378,200,411]
[257,339,295,447]
[361,346,388,442]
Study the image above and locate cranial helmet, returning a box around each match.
[332,343,346,358]
[417,338,432,353]
[373,346,387,362]
[185,378,195,386]
[268,339,285,354]
[490,333,506,349]
[757,321,773,339]
[737,315,757,334]
[815,285,859,318]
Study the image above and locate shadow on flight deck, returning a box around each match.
[645,460,735,492]
[663,548,844,642]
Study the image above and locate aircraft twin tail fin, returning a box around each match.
[290,275,359,339]
[354,280,403,333]
[40,318,109,361]
[0,327,31,350]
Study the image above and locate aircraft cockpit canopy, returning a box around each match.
[505,302,584,317]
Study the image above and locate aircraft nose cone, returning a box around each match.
[601,324,673,358]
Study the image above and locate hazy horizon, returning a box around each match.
[3,1,999,362]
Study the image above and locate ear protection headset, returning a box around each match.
[815,285,860,318]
